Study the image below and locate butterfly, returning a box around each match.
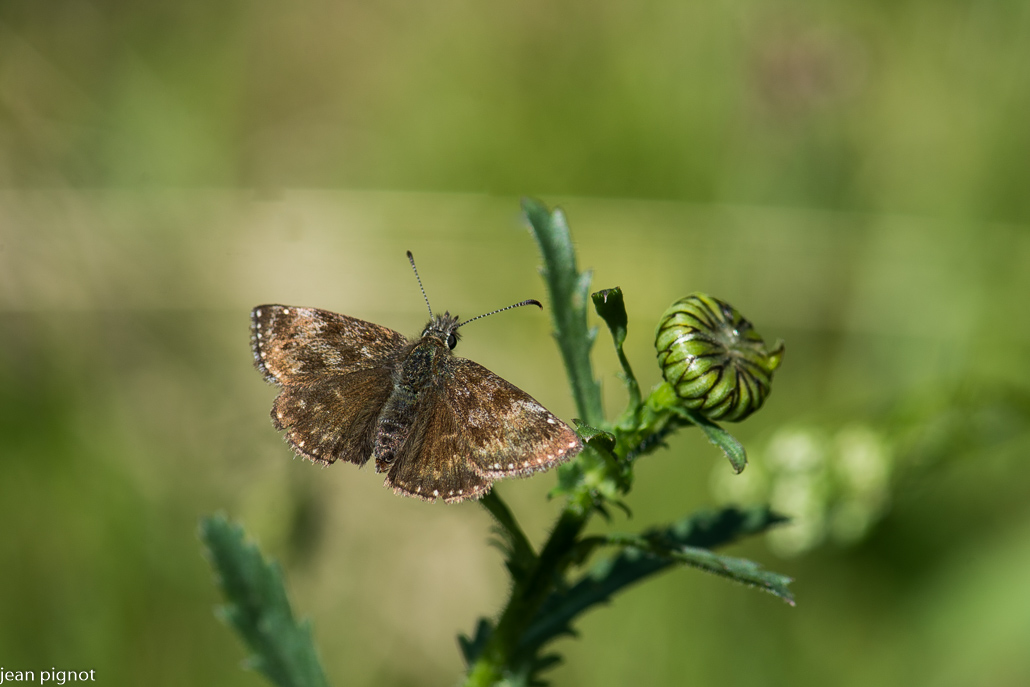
[250,252,582,503]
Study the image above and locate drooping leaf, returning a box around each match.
[519,507,790,655]
[684,409,748,473]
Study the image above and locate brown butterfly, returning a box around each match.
[250,252,582,503]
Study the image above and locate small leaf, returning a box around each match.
[684,409,748,473]
[570,421,631,495]
[572,420,617,453]
[200,515,331,687]
[479,492,537,585]
[458,618,494,666]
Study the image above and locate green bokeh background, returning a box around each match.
[2,2,1029,685]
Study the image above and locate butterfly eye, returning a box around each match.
[447,332,457,349]
[655,293,784,422]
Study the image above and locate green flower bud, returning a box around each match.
[655,293,784,422]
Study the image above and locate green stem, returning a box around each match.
[464,199,605,685]
[464,509,589,685]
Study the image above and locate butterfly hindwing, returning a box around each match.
[384,384,492,502]
[272,368,395,466]
[384,357,581,502]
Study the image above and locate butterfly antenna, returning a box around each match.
[407,250,434,318]
[457,299,543,328]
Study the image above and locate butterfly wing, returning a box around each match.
[385,357,582,502]
[251,305,408,466]
[383,383,493,502]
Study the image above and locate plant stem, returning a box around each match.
[464,508,589,685]
[466,200,605,684]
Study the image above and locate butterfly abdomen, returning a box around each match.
[372,338,443,472]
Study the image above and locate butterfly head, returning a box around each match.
[421,312,461,350]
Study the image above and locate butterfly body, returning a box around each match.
[372,320,452,471]
[251,305,581,503]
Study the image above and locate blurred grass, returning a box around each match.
[2,1,1029,685]
[1,2,1028,223]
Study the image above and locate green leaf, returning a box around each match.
[652,544,794,603]
[571,420,616,453]
[458,617,494,666]
[572,420,631,495]
[200,514,331,687]
[522,198,604,427]
[479,491,538,585]
[519,507,790,655]
[684,409,748,473]
[591,288,642,417]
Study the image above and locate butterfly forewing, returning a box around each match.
[251,305,406,384]
[444,358,582,479]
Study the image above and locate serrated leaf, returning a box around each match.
[479,492,537,585]
[522,197,604,427]
[200,515,330,687]
[657,545,794,603]
[572,420,616,453]
[519,507,789,655]
[459,618,494,666]
[564,422,630,495]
